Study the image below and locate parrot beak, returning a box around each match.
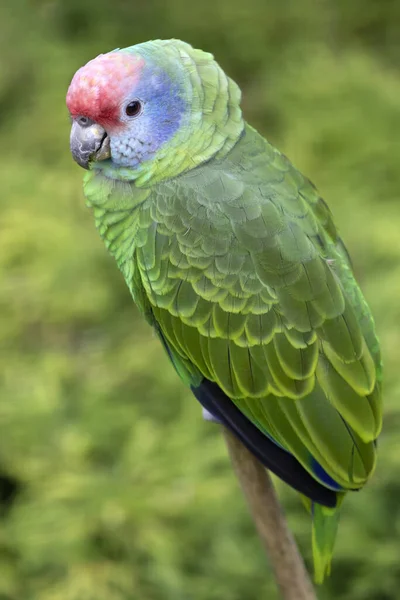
[70,118,111,169]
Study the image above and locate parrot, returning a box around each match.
[66,39,382,583]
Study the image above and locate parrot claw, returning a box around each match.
[202,407,222,424]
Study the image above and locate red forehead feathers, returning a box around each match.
[66,52,145,128]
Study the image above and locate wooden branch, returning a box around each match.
[222,427,317,600]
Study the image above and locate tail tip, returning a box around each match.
[313,558,332,585]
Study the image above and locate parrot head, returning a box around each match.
[67,44,187,170]
[66,40,244,183]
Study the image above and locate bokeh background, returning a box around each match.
[1,1,400,598]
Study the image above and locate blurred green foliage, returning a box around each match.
[1,1,400,598]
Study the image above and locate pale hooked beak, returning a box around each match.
[70,117,111,169]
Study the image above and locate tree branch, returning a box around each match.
[222,427,317,600]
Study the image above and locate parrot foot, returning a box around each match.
[202,407,222,424]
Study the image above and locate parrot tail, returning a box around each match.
[308,495,344,584]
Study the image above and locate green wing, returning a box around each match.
[127,125,382,490]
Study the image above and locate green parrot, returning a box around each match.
[66,39,382,583]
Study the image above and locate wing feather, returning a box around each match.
[133,126,382,493]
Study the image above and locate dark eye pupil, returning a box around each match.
[125,101,141,117]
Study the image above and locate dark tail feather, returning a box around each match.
[192,378,337,508]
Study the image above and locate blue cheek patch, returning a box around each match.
[140,69,186,143]
[110,66,186,169]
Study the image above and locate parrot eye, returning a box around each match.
[125,100,142,117]
[77,116,93,127]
